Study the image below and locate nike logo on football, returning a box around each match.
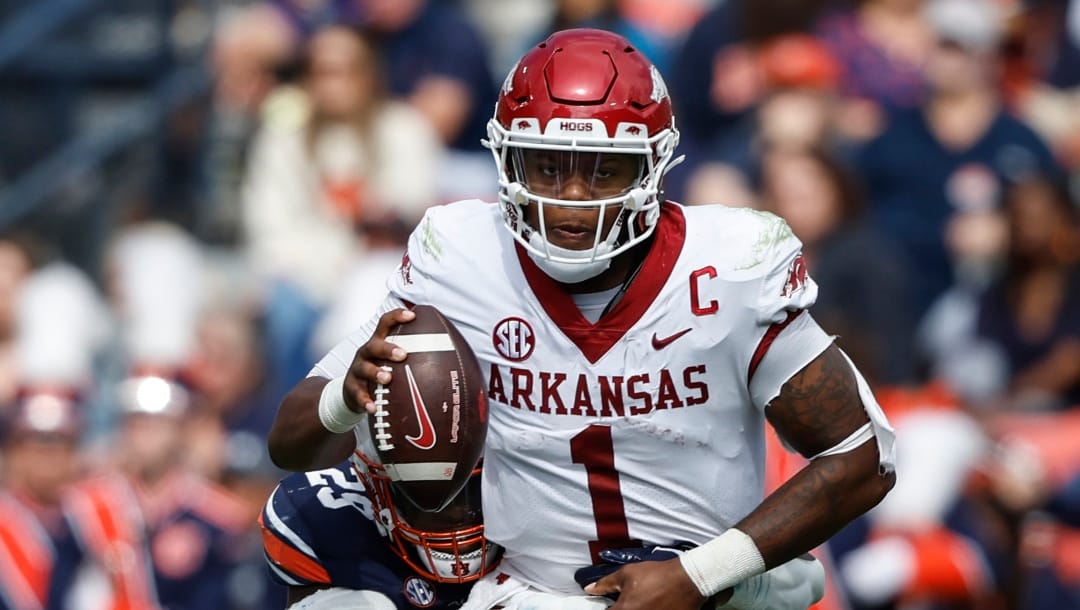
[651,328,692,350]
[404,364,437,450]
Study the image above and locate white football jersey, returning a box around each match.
[314,200,852,595]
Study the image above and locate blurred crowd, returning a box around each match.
[0,0,1079,608]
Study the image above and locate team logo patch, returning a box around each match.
[450,559,470,577]
[403,576,437,607]
[781,253,808,298]
[652,328,692,350]
[492,317,535,362]
[400,251,413,285]
[404,364,438,450]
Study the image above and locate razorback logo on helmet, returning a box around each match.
[512,118,540,133]
[781,253,809,298]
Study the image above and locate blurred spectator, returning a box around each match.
[757,146,918,385]
[0,394,84,610]
[181,305,287,609]
[814,0,935,141]
[0,234,39,410]
[14,265,111,396]
[211,0,360,120]
[857,0,1061,324]
[241,24,442,387]
[185,306,278,472]
[360,0,497,199]
[205,1,362,242]
[835,404,998,609]
[58,374,251,610]
[1014,0,1080,173]
[104,222,207,376]
[619,0,715,43]
[682,34,844,207]
[98,220,208,439]
[310,216,411,357]
[666,0,751,202]
[1,259,113,608]
[464,0,553,78]
[976,410,1080,607]
[669,0,831,149]
[926,176,1080,412]
[976,176,1080,410]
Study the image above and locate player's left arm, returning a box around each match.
[741,343,895,567]
[588,344,894,609]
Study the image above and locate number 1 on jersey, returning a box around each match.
[570,424,641,562]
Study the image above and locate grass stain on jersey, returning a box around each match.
[735,210,794,271]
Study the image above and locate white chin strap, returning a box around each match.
[526,231,613,284]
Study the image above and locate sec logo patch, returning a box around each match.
[403,576,437,607]
[492,317,535,361]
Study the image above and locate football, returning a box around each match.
[367,304,487,513]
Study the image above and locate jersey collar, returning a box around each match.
[516,202,686,363]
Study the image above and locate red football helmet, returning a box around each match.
[485,28,682,282]
[351,452,500,583]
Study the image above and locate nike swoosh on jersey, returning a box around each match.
[404,364,437,450]
[651,328,692,350]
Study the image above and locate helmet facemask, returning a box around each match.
[487,119,679,283]
[353,454,500,584]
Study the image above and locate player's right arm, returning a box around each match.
[267,307,415,472]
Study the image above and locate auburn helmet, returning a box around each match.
[351,453,500,584]
[485,28,682,282]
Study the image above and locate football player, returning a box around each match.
[260,457,499,609]
[269,28,897,609]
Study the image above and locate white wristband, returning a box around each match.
[318,377,364,433]
[679,528,766,598]
[720,554,825,610]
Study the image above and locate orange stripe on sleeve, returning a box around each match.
[258,514,331,584]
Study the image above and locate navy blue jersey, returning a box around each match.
[260,463,472,609]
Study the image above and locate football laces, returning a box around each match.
[372,365,394,451]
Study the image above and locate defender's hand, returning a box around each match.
[585,557,729,609]
[345,308,415,414]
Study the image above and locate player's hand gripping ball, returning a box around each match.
[367,305,488,512]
